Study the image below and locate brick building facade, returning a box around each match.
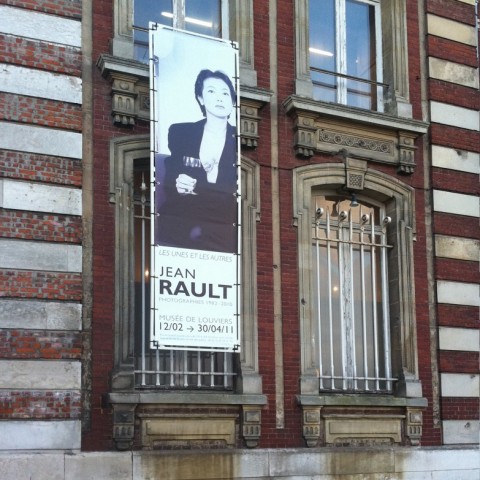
[0,0,478,478]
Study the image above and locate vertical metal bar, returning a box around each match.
[338,213,347,390]
[210,353,215,387]
[155,348,160,386]
[315,200,324,389]
[197,351,202,387]
[360,210,369,391]
[169,350,174,387]
[381,224,392,390]
[349,210,357,390]
[327,210,335,389]
[183,351,188,387]
[224,353,228,388]
[140,177,146,386]
[370,212,380,390]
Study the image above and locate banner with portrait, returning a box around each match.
[149,26,241,351]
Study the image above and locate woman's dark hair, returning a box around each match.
[194,69,236,116]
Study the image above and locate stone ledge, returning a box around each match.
[109,391,267,405]
[297,394,428,408]
[0,447,478,479]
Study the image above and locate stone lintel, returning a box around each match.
[283,95,428,174]
[97,53,270,146]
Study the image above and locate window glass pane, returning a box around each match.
[309,0,380,110]
[346,0,376,108]
[309,0,336,102]
[134,1,222,62]
[185,0,221,38]
[134,0,173,62]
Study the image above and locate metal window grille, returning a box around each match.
[133,163,234,389]
[312,195,395,392]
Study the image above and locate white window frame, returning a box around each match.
[309,0,383,110]
[295,0,412,118]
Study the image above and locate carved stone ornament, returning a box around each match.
[112,403,137,450]
[97,54,150,127]
[98,54,270,145]
[301,406,322,447]
[406,408,423,446]
[283,95,428,175]
[240,99,263,149]
[242,405,262,448]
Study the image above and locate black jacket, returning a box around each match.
[156,119,238,253]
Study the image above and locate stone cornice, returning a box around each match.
[283,95,429,174]
[97,53,270,149]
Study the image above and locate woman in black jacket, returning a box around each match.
[155,69,238,253]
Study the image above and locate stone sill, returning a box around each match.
[297,394,428,408]
[283,95,429,135]
[109,391,267,406]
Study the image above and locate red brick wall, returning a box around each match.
[426,0,480,445]
[83,0,479,450]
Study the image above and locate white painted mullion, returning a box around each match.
[336,0,347,104]
[174,0,185,29]
[374,0,384,112]
[221,0,229,39]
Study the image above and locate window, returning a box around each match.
[309,0,382,110]
[133,158,234,389]
[133,0,229,62]
[294,162,423,399]
[312,193,393,392]
[109,137,262,394]
[110,0,257,87]
[295,0,412,117]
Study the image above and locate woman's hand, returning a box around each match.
[200,158,216,173]
[176,174,197,195]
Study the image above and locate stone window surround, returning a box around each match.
[103,0,271,138]
[295,0,413,119]
[293,161,427,447]
[108,135,266,450]
[112,0,257,86]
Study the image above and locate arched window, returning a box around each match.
[312,192,392,392]
[294,161,426,447]
[108,135,262,393]
[293,162,422,398]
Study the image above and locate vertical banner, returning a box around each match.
[149,26,241,352]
